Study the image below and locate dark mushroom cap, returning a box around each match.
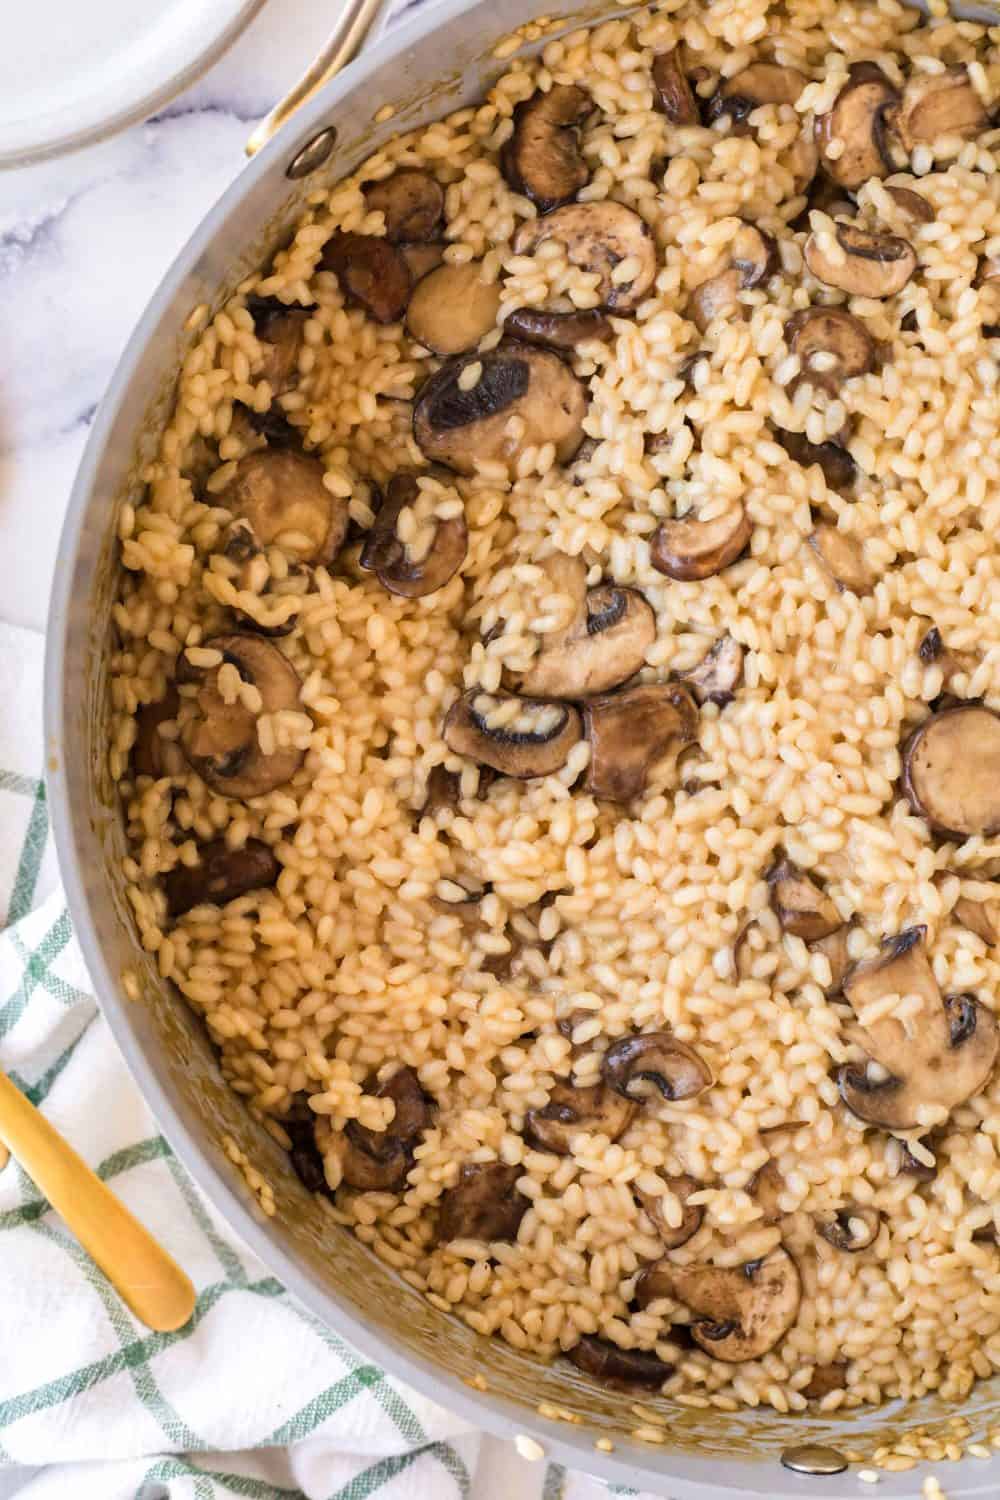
[218,449,348,566]
[805,222,916,298]
[652,47,699,125]
[517,562,655,700]
[903,705,1000,839]
[245,296,314,396]
[177,633,306,799]
[898,1139,938,1181]
[503,306,614,352]
[651,505,752,581]
[774,428,856,493]
[838,926,1000,1129]
[438,1162,529,1242]
[132,686,180,779]
[807,526,874,594]
[676,635,745,708]
[406,261,501,356]
[400,242,446,281]
[416,764,461,821]
[688,266,742,333]
[359,472,467,598]
[584,682,699,803]
[767,856,842,941]
[815,63,898,190]
[885,185,934,225]
[636,1172,705,1248]
[164,837,279,918]
[785,306,875,390]
[320,232,411,324]
[513,200,657,314]
[524,1080,636,1154]
[364,169,445,242]
[501,83,592,211]
[748,1158,785,1223]
[688,222,778,333]
[412,343,587,477]
[815,1204,880,1252]
[603,1031,713,1104]
[567,1336,674,1389]
[803,1362,849,1400]
[444,689,582,779]
[888,66,988,154]
[341,1065,434,1192]
[636,1247,801,1362]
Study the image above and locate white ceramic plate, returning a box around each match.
[0,0,267,167]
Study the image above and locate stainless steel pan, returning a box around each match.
[43,0,1000,1492]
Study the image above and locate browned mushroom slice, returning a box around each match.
[732,918,761,981]
[774,428,856,493]
[688,267,741,333]
[815,63,898,190]
[133,686,180,778]
[438,1162,529,1242]
[513,201,656,314]
[651,506,752,582]
[954,896,997,946]
[785,307,875,391]
[413,343,587,477]
[584,682,699,802]
[341,1066,434,1192]
[689,223,777,333]
[603,1031,713,1104]
[320,232,411,323]
[517,573,655,699]
[218,449,348,566]
[808,527,874,595]
[364,169,444,242]
[164,837,279,918]
[524,1080,636,1154]
[767,856,842,941]
[444,689,581,779]
[803,1363,848,1400]
[885,186,934,225]
[815,1204,880,1252]
[676,635,744,708]
[503,306,613,351]
[406,261,501,355]
[903,705,1000,839]
[889,66,988,154]
[748,1158,785,1222]
[245,296,315,395]
[811,924,853,994]
[177,634,306,799]
[359,472,467,598]
[636,1247,800,1362]
[501,83,592,210]
[636,1173,704,1248]
[712,62,808,121]
[838,927,1000,1129]
[400,243,446,281]
[416,764,461,821]
[804,223,916,298]
[567,1336,674,1388]
[652,48,699,125]
[898,1139,937,1181]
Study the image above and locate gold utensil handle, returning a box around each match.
[0,1070,195,1332]
[246,0,388,157]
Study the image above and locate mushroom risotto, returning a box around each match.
[113,0,1000,1413]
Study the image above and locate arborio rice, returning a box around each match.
[112,0,1000,1415]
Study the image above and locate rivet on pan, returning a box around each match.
[287,126,338,180]
[781,1444,849,1476]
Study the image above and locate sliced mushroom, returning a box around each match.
[359,472,467,598]
[803,1363,848,1400]
[238,401,300,451]
[603,1031,713,1104]
[652,48,699,125]
[400,242,446,281]
[785,307,875,392]
[808,527,874,594]
[676,635,745,708]
[163,838,279,918]
[417,764,461,820]
[133,686,180,778]
[501,83,592,210]
[513,201,657,314]
[406,261,501,355]
[689,223,777,333]
[177,634,306,799]
[733,918,762,981]
[320,232,411,324]
[636,1247,801,1362]
[444,689,581,779]
[748,1159,785,1222]
[245,296,315,396]
[815,64,898,190]
[503,306,613,351]
[524,1080,636,1154]
[688,267,742,333]
[636,1173,704,1249]
[805,223,916,298]
[888,66,988,155]
[903,705,1000,838]
[815,1204,880,1252]
[710,65,816,191]
[567,1336,674,1388]
[438,1162,529,1242]
[838,927,1000,1129]
[767,857,842,941]
[885,185,934,225]
[413,343,587,476]
[341,1065,434,1192]
[774,428,856,493]
[898,1139,937,1181]
[651,505,752,581]
[364,169,445,242]
[584,682,699,802]
[517,565,655,699]
[218,449,348,566]
[286,1111,329,1195]
[811,924,853,994]
[954,896,998,946]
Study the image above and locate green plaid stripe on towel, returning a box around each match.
[0,623,651,1500]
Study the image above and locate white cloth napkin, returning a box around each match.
[0,621,661,1500]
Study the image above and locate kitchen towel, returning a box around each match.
[0,620,653,1499]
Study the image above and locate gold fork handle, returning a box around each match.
[0,1070,195,1332]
